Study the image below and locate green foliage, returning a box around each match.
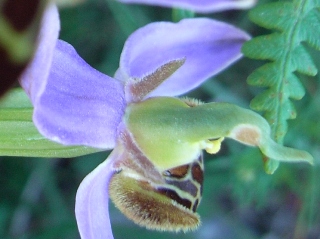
[0,89,102,158]
[242,0,320,171]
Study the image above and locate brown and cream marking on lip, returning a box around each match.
[109,130,204,232]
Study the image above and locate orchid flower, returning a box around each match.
[117,0,256,13]
[19,4,313,239]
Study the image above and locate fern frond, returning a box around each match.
[242,0,320,172]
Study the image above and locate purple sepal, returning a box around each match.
[116,18,250,98]
[32,40,125,148]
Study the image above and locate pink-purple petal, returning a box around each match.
[118,0,256,13]
[19,3,60,103]
[117,18,250,98]
[76,150,119,239]
[30,40,125,148]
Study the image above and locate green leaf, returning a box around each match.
[242,0,318,171]
[300,10,320,49]
[0,89,103,158]
[248,2,295,31]
[243,34,286,61]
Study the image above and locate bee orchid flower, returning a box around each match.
[19,4,313,239]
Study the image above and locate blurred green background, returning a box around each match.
[1,0,320,238]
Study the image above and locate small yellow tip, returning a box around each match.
[204,137,224,154]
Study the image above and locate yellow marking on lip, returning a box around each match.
[203,137,224,154]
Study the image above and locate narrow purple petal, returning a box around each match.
[76,148,120,239]
[117,18,250,98]
[118,0,256,13]
[30,40,125,148]
[19,3,60,103]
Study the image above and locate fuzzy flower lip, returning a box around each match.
[117,0,256,13]
[19,5,250,150]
